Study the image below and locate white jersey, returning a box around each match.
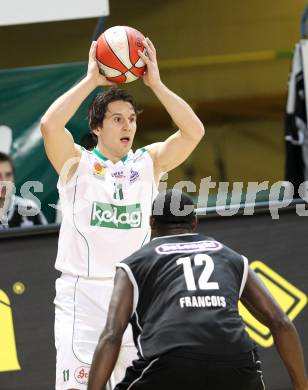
[55,146,158,278]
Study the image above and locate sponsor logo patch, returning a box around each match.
[93,161,106,178]
[74,366,89,385]
[155,240,222,255]
[129,168,139,183]
[111,170,125,179]
[91,202,142,229]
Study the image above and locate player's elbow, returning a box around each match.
[40,114,54,137]
[199,122,205,138]
[268,311,293,334]
[193,120,205,142]
[99,326,124,346]
[40,115,53,136]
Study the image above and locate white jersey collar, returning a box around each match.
[92,147,133,167]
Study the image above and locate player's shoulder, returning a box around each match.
[129,147,150,163]
[74,144,95,164]
[119,240,155,270]
[79,145,90,153]
[217,240,244,260]
[78,146,108,172]
[210,239,247,271]
[78,145,97,158]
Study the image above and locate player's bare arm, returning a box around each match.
[40,41,114,183]
[138,38,205,180]
[87,269,133,390]
[241,268,308,390]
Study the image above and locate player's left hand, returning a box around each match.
[138,38,162,88]
[87,41,116,87]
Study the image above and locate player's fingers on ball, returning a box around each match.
[145,41,156,58]
[89,41,97,58]
[146,38,156,52]
[138,49,150,63]
[141,44,153,62]
[142,39,151,53]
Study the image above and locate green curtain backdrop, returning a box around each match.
[0,62,99,222]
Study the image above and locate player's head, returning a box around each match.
[88,88,142,158]
[150,189,197,237]
[0,152,15,202]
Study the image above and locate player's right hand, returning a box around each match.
[87,41,116,87]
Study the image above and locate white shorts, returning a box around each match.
[54,274,137,390]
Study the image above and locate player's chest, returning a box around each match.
[81,159,151,202]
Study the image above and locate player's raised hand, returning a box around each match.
[87,41,115,87]
[139,38,161,88]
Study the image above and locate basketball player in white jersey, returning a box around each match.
[40,38,204,390]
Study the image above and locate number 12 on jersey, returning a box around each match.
[177,254,219,291]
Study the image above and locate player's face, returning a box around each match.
[96,100,137,158]
[0,161,14,201]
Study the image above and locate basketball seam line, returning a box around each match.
[125,27,136,67]
[103,33,128,80]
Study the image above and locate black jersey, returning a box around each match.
[117,232,254,360]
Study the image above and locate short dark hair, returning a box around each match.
[0,152,15,173]
[88,88,142,131]
[79,133,97,151]
[152,189,196,226]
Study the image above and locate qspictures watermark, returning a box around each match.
[0,175,308,225]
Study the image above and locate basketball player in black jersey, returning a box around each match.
[88,190,308,390]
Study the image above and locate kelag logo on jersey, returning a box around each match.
[91,202,142,229]
[156,240,222,254]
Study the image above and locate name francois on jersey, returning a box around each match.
[179,295,226,309]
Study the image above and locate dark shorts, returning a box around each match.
[115,348,265,390]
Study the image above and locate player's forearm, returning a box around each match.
[271,318,308,389]
[150,81,204,141]
[87,331,122,390]
[41,76,98,131]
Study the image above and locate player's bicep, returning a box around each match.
[146,130,200,173]
[41,127,81,179]
[240,268,284,327]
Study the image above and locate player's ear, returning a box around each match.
[92,127,101,137]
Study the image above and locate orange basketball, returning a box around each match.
[96,26,146,83]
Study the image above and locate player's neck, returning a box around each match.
[95,144,128,164]
[151,228,193,239]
